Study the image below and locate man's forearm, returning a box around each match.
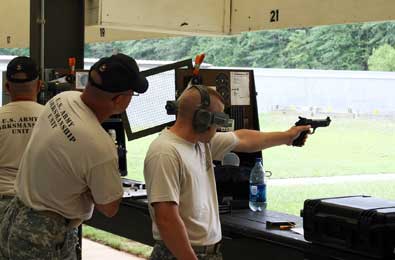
[234,129,291,152]
[156,213,197,260]
[234,125,311,152]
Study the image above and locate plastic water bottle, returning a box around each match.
[249,158,267,211]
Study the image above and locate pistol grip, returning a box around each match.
[292,130,309,147]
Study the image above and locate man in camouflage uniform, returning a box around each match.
[0,198,78,259]
[144,86,310,260]
[0,56,44,221]
[150,242,222,260]
[0,54,148,260]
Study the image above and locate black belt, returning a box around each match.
[157,240,221,255]
[192,242,221,254]
[0,194,14,200]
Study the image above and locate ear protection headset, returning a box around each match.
[165,85,231,133]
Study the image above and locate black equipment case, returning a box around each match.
[303,195,395,259]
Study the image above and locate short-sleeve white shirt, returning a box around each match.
[0,101,44,196]
[16,91,123,220]
[144,129,239,246]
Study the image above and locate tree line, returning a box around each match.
[2,21,395,71]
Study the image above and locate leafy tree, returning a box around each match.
[0,48,29,56]
[283,29,313,69]
[189,36,238,66]
[368,44,395,71]
[3,21,395,71]
[244,29,293,68]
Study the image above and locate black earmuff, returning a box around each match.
[192,85,212,133]
[165,85,231,133]
[192,86,231,133]
[165,100,178,115]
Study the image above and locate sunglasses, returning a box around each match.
[112,92,139,101]
[127,92,139,97]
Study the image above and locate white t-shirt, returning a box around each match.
[144,129,239,246]
[0,101,44,196]
[16,91,123,220]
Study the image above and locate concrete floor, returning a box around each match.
[82,238,145,260]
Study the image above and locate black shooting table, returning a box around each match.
[85,197,388,260]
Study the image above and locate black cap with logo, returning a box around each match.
[6,56,39,83]
[89,53,148,94]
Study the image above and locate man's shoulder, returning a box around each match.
[0,101,44,114]
[47,91,80,104]
[146,133,180,159]
[24,102,45,112]
[57,90,80,98]
[148,134,176,152]
[68,127,117,166]
[76,124,112,148]
[0,103,11,113]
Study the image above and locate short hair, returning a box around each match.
[7,80,38,96]
[205,87,225,105]
[177,86,225,120]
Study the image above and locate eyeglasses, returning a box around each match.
[120,92,139,97]
[112,92,139,101]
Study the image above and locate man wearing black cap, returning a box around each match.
[0,56,44,221]
[0,54,148,260]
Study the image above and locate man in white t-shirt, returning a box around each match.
[144,86,311,260]
[0,54,148,260]
[0,56,44,221]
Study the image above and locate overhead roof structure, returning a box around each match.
[0,0,177,48]
[1,0,395,48]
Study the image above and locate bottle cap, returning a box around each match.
[108,129,117,143]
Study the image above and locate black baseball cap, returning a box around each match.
[88,53,148,94]
[6,56,39,83]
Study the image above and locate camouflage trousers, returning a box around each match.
[0,196,13,223]
[150,241,223,260]
[0,197,78,260]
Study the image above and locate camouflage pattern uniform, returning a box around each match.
[0,197,78,260]
[150,241,223,260]
[0,196,13,222]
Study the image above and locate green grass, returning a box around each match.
[82,225,152,258]
[268,179,395,216]
[126,112,395,180]
[126,134,158,181]
[260,112,395,178]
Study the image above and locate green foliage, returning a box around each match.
[85,21,395,71]
[368,44,395,71]
[0,48,29,56]
[3,21,395,71]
